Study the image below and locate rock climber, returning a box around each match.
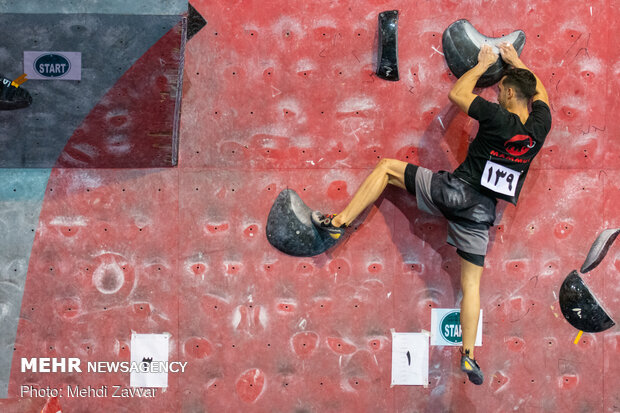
[311,43,551,385]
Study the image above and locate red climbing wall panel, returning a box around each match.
[4,0,620,412]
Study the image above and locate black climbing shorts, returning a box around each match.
[404,164,497,257]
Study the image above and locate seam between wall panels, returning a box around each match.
[172,16,188,167]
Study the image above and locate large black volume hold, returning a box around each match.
[0,75,32,110]
[559,270,615,333]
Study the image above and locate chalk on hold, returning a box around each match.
[376,10,399,81]
[442,19,526,87]
[580,228,620,273]
[559,270,615,333]
[0,74,32,110]
[266,189,340,257]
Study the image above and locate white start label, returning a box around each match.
[480,160,521,197]
[24,51,82,80]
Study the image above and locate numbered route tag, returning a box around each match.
[480,160,520,197]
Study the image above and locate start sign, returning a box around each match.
[34,54,71,77]
[24,51,82,80]
[430,308,483,346]
[441,311,463,343]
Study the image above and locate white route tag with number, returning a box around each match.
[480,160,520,197]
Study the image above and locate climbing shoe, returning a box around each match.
[461,351,484,385]
[311,211,345,240]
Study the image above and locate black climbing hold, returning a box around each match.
[376,10,399,81]
[580,228,620,273]
[0,75,32,110]
[266,189,340,257]
[559,270,615,333]
[187,3,207,41]
[442,19,526,88]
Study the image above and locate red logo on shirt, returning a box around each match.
[505,135,535,157]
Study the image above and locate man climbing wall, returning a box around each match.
[312,43,552,384]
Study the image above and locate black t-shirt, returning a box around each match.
[453,96,552,204]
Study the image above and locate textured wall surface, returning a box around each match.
[1,0,620,412]
[0,169,51,398]
[0,0,186,401]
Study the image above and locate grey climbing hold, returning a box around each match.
[266,189,340,257]
[580,228,620,273]
[442,19,526,87]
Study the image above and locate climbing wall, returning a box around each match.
[1,0,620,412]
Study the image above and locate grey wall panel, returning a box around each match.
[0,0,187,15]
[0,169,51,398]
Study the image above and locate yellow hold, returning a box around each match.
[11,74,28,88]
[573,330,583,345]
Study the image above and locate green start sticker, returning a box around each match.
[431,308,482,347]
[440,311,462,344]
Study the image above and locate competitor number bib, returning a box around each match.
[480,160,521,197]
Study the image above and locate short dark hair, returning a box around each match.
[502,68,537,101]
